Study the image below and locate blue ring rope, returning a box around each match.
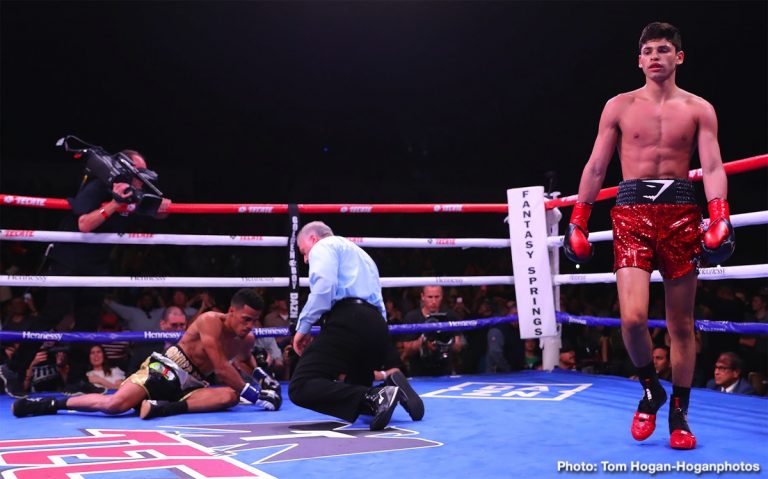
[1,312,765,343]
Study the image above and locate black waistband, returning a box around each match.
[616,179,696,205]
[319,297,378,327]
[334,297,372,308]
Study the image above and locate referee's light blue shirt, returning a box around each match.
[297,236,386,334]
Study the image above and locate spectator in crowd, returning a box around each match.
[2,343,20,369]
[557,345,578,371]
[127,305,188,373]
[22,344,82,394]
[523,338,543,371]
[251,308,286,381]
[190,290,222,325]
[168,288,199,319]
[702,284,747,366]
[486,300,523,373]
[384,297,404,325]
[449,293,471,320]
[739,293,767,376]
[104,290,164,333]
[97,310,132,373]
[705,352,757,395]
[397,285,464,376]
[744,293,767,323]
[263,297,292,349]
[86,344,126,390]
[652,346,672,381]
[631,346,672,382]
[1,296,37,333]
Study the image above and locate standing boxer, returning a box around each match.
[565,22,733,450]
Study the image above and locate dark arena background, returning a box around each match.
[1,2,766,479]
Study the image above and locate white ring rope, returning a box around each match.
[2,210,764,250]
[0,275,517,288]
[554,264,768,285]
[0,231,289,247]
[0,230,510,249]
[2,265,766,289]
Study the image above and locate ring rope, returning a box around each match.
[2,264,765,289]
[2,154,764,214]
[0,230,510,249]
[2,312,765,345]
[554,264,768,285]
[0,274,517,288]
[2,209,764,249]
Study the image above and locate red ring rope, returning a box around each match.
[2,154,765,214]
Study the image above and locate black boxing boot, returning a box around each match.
[631,363,667,441]
[669,388,696,450]
[12,397,58,418]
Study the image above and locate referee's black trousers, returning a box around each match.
[288,301,390,422]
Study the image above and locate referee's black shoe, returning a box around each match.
[386,370,424,421]
[363,385,399,431]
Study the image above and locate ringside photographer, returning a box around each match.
[397,285,465,376]
[0,136,171,398]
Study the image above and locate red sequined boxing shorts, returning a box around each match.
[610,179,703,280]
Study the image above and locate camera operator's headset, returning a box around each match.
[56,135,164,216]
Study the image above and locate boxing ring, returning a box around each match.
[1,154,767,478]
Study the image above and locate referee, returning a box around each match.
[288,221,419,430]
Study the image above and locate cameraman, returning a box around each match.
[397,285,464,376]
[0,149,171,398]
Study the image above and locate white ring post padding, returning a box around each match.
[547,210,768,247]
[554,264,768,285]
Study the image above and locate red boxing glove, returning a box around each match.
[701,198,735,264]
[563,202,594,264]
